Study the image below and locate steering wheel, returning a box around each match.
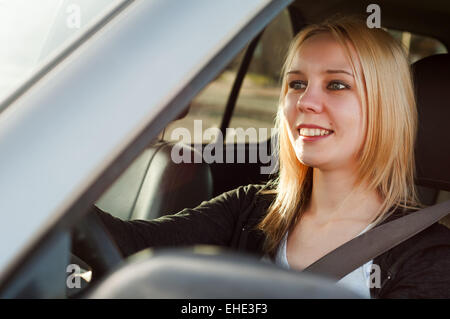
[69,207,361,299]
[70,207,124,291]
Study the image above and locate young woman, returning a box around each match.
[91,17,450,298]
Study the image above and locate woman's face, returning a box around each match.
[283,33,365,172]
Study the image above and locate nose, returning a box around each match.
[296,85,323,113]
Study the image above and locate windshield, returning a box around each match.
[0,0,126,103]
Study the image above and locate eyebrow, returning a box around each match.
[286,69,354,77]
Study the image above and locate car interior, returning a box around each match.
[96,0,450,225]
[66,0,450,298]
[1,0,449,299]
[80,0,450,298]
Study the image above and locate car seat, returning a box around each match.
[96,107,213,220]
[412,53,450,227]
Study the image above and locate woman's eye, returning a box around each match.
[288,81,306,90]
[327,81,350,90]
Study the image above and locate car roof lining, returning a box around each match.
[290,0,450,48]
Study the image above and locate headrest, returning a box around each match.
[412,54,450,191]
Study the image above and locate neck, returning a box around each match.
[305,167,382,224]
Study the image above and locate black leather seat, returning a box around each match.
[96,106,213,220]
[412,53,450,226]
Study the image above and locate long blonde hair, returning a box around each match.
[257,17,421,256]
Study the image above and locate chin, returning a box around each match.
[296,154,320,168]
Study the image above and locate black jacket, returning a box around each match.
[94,184,450,299]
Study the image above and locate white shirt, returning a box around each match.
[272,223,375,298]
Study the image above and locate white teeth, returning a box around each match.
[299,128,332,137]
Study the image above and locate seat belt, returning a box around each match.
[302,199,450,281]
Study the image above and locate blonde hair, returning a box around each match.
[257,16,422,256]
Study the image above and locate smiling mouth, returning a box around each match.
[298,128,334,137]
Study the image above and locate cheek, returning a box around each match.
[334,97,364,143]
[349,99,364,134]
[283,93,299,122]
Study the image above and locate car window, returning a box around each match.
[226,9,293,143]
[387,29,447,63]
[163,45,249,144]
[0,0,125,104]
[98,45,251,220]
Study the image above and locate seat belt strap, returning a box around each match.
[302,199,450,281]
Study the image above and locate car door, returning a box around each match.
[0,0,292,298]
